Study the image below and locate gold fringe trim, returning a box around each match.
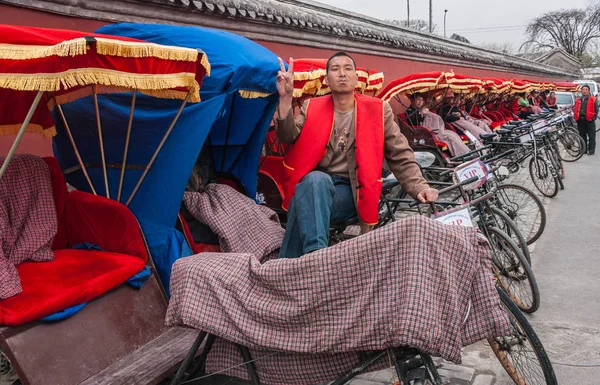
[95,38,198,62]
[293,69,327,81]
[0,68,201,102]
[368,72,385,82]
[238,90,272,99]
[0,123,56,138]
[95,38,210,76]
[0,38,88,60]
[48,85,194,108]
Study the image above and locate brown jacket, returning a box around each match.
[275,98,429,232]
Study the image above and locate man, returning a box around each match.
[405,93,470,157]
[275,52,438,259]
[575,85,599,155]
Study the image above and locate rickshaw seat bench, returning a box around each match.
[0,157,148,326]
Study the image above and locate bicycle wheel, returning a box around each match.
[489,287,557,385]
[487,227,540,313]
[557,130,585,162]
[546,146,564,191]
[528,155,558,198]
[490,207,531,265]
[495,184,546,245]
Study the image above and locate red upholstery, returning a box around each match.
[0,158,149,326]
[0,249,146,326]
[398,114,448,150]
[266,130,289,155]
[259,156,286,189]
[64,191,148,262]
[178,214,221,255]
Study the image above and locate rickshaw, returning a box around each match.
[96,22,281,287]
[375,71,482,168]
[0,24,215,384]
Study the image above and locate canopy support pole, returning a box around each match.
[125,92,190,207]
[56,103,98,195]
[0,90,43,181]
[93,85,110,198]
[118,91,137,202]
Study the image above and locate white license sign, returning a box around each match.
[433,207,473,227]
[453,159,489,190]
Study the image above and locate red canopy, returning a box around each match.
[376,72,447,101]
[554,82,580,92]
[0,25,210,137]
[292,58,376,97]
[509,79,533,94]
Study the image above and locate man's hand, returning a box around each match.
[277,57,294,118]
[417,188,439,203]
[422,107,430,113]
[277,57,294,98]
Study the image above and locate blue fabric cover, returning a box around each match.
[126,266,152,289]
[96,23,280,199]
[52,94,226,294]
[41,302,87,322]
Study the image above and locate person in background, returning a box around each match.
[547,91,558,110]
[574,85,599,155]
[405,93,471,157]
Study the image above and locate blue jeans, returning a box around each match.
[279,171,357,259]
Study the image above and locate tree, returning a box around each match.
[520,4,600,58]
[387,19,436,33]
[479,42,516,55]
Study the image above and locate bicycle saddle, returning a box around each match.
[495,128,511,135]
[479,133,497,141]
[501,124,517,130]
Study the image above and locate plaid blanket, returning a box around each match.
[182,184,284,259]
[0,155,57,299]
[168,192,511,384]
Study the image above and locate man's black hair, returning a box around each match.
[581,85,591,91]
[409,92,423,101]
[326,52,356,73]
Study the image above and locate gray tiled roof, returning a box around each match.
[151,0,573,77]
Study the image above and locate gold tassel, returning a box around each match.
[95,38,198,62]
[238,90,272,99]
[0,69,201,102]
[0,38,88,60]
[293,69,327,81]
[0,123,56,138]
[200,53,211,77]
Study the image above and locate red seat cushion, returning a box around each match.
[0,249,146,326]
[178,214,221,255]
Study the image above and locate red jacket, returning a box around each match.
[282,94,384,225]
[574,96,596,121]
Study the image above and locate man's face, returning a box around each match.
[582,87,590,97]
[445,96,455,105]
[413,96,424,109]
[326,56,358,94]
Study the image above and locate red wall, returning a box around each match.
[0,4,566,156]
[257,40,563,84]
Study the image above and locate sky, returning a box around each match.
[316,0,596,49]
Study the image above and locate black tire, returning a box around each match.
[495,184,546,245]
[546,146,564,190]
[528,155,558,198]
[557,130,585,162]
[490,207,531,265]
[489,287,557,385]
[487,227,540,313]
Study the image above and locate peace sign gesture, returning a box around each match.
[277,57,294,98]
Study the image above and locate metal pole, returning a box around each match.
[118,91,136,202]
[0,90,44,181]
[125,92,190,207]
[444,9,448,37]
[429,0,433,33]
[56,103,98,195]
[93,85,110,198]
[406,0,410,24]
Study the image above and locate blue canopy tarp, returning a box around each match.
[52,93,226,294]
[96,23,280,199]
